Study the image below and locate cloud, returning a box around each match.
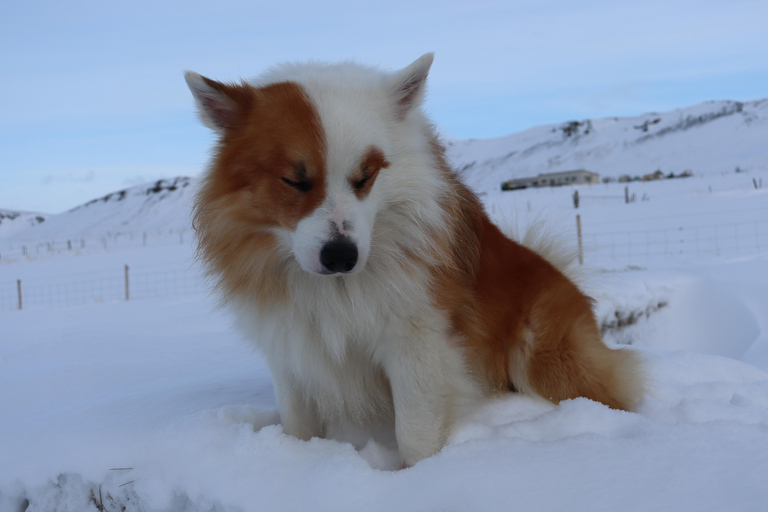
[40,170,97,186]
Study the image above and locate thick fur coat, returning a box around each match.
[185,54,644,466]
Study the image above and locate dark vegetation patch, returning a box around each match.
[600,300,668,337]
[557,120,593,137]
[636,102,744,142]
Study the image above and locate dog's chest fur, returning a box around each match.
[235,252,452,422]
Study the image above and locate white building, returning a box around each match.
[502,169,599,190]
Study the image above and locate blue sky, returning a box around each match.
[1,0,766,213]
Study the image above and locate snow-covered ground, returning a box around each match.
[1,132,767,509]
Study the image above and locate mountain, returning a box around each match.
[447,98,768,194]
[0,177,194,242]
[2,98,766,242]
[0,209,48,239]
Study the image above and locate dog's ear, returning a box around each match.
[184,72,254,134]
[390,53,434,120]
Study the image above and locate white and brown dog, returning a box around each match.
[185,54,644,466]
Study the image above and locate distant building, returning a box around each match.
[501,169,600,191]
[641,170,665,181]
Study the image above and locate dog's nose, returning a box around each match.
[320,238,358,273]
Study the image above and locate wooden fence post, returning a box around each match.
[17,279,22,310]
[125,265,130,301]
[576,215,584,265]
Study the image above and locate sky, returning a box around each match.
[1,0,766,214]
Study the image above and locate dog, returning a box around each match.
[185,54,644,466]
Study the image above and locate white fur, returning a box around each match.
[184,71,234,134]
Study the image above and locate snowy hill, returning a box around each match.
[0,210,48,239]
[0,177,194,243]
[448,98,768,194]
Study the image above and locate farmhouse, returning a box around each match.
[501,169,599,190]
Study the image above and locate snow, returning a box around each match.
[0,211,47,241]
[2,114,768,511]
[2,287,767,511]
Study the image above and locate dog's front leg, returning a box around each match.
[270,369,325,441]
[382,324,468,466]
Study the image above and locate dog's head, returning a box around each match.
[186,54,434,276]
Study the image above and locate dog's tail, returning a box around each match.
[509,288,645,412]
[496,216,644,411]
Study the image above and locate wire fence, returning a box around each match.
[582,219,768,264]
[0,264,209,312]
[0,228,191,262]
[1,214,766,312]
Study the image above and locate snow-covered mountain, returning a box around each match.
[448,98,768,194]
[0,209,48,239]
[1,98,766,242]
[0,177,194,242]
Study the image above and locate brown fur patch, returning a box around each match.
[349,147,390,200]
[426,135,644,411]
[193,80,327,306]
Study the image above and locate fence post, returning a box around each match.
[125,265,130,301]
[679,226,684,255]
[625,186,629,204]
[715,225,720,256]
[17,279,22,310]
[576,214,584,265]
